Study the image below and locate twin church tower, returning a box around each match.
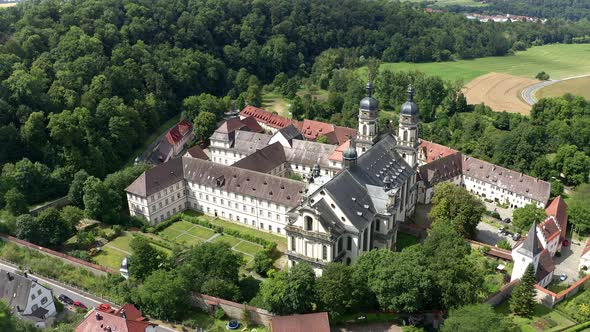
[354,81,420,169]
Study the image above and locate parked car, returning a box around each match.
[503,218,511,223]
[498,227,505,234]
[58,294,74,305]
[512,233,521,241]
[504,231,513,238]
[559,273,568,282]
[563,240,570,247]
[73,301,87,310]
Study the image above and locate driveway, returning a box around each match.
[553,239,585,285]
[476,221,516,247]
[482,201,514,220]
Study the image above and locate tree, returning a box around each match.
[201,279,241,301]
[67,170,89,208]
[316,263,359,319]
[512,204,546,230]
[132,270,190,321]
[569,204,590,234]
[60,206,84,230]
[429,182,485,238]
[4,188,28,215]
[82,176,118,224]
[36,207,71,247]
[442,304,516,332]
[177,242,240,293]
[315,135,330,144]
[368,246,433,312]
[510,264,537,317]
[535,71,550,80]
[259,263,316,315]
[129,236,166,281]
[253,250,273,276]
[15,214,38,243]
[193,111,217,142]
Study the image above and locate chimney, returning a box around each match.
[120,309,127,319]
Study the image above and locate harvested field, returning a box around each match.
[462,73,539,115]
[536,75,590,101]
[0,3,17,8]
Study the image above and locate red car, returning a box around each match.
[73,301,87,310]
[563,240,570,247]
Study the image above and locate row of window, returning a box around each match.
[188,183,284,212]
[148,182,182,202]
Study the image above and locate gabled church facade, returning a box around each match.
[285,85,419,275]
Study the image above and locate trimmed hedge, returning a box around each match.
[134,233,175,251]
[564,321,590,332]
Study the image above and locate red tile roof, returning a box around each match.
[270,312,330,332]
[240,106,355,145]
[329,139,351,161]
[537,249,555,282]
[582,239,590,257]
[419,140,458,163]
[165,119,193,145]
[539,216,561,243]
[76,304,156,332]
[545,196,568,242]
[185,145,209,160]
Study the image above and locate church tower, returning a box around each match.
[356,81,379,155]
[511,221,542,282]
[396,85,420,168]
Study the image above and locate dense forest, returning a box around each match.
[1,0,590,212]
[447,0,590,22]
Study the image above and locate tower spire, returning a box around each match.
[407,84,415,102]
[366,81,374,97]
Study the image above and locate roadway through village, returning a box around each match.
[521,73,590,105]
[0,261,179,332]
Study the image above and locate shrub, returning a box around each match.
[536,71,550,80]
[214,307,225,320]
[253,250,273,276]
[496,239,512,250]
[69,250,92,262]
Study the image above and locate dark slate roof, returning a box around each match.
[232,142,287,173]
[148,139,173,164]
[277,124,304,143]
[126,157,184,197]
[312,198,346,235]
[323,170,376,231]
[517,221,543,258]
[0,270,32,312]
[352,134,414,188]
[360,96,379,112]
[28,306,49,319]
[183,157,305,207]
[233,131,272,154]
[418,153,463,186]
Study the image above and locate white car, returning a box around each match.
[559,273,567,281]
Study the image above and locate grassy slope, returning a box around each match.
[358,44,590,83]
[495,301,576,332]
[537,76,590,100]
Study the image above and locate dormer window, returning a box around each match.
[305,216,313,231]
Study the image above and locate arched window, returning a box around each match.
[305,216,313,231]
[362,124,367,136]
[403,130,408,141]
[338,237,343,253]
[322,245,327,260]
[346,257,351,266]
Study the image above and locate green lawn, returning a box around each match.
[93,247,126,270]
[234,241,263,256]
[358,44,590,83]
[175,233,202,246]
[212,234,241,247]
[495,301,576,331]
[261,92,290,118]
[548,281,570,294]
[108,233,134,253]
[186,225,216,240]
[396,232,420,251]
[207,217,286,246]
[171,220,195,231]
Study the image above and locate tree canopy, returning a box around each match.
[441,304,516,332]
[512,204,547,231]
[429,182,485,238]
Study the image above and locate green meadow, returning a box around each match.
[359,44,590,83]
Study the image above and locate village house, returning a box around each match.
[0,270,57,328]
[147,119,194,164]
[76,303,157,332]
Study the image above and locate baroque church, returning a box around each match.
[125,82,420,275]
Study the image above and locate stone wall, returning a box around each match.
[0,234,113,276]
[535,274,590,308]
[191,293,274,327]
[29,196,69,216]
[485,279,520,306]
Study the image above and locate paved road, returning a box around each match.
[521,73,590,106]
[0,261,178,332]
[476,221,516,247]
